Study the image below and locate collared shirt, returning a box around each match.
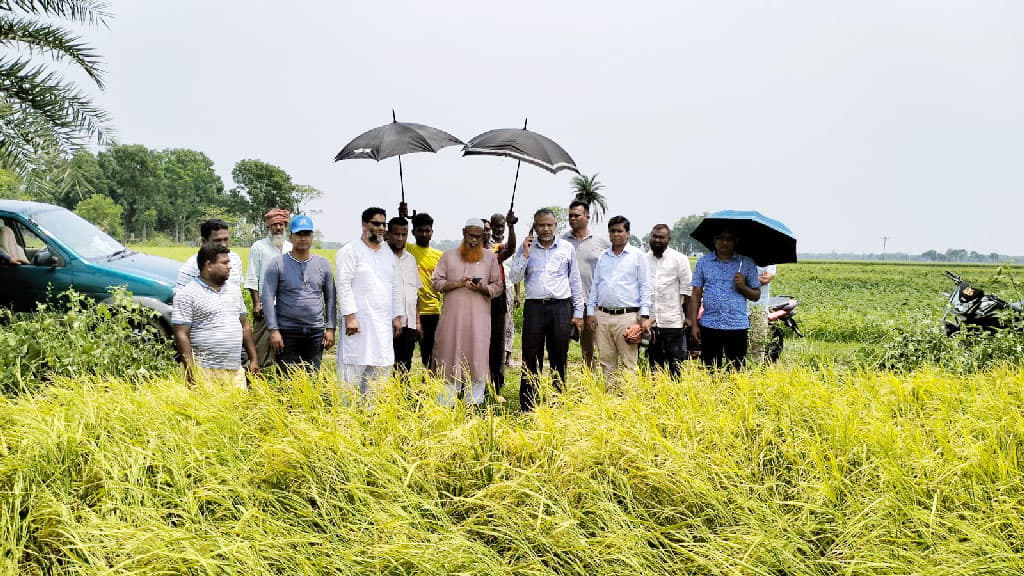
[174,251,243,294]
[394,248,421,327]
[244,236,293,291]
[754,265,778,309]
[561,230,611,305]
[508,236,584,318]
[645,247,692,329]
[588,244,652,317]
[172,277,246,370]
[405,242,443,316]
[261,252,337,331]
[691,252,761,330]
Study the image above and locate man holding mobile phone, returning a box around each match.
[508,208,585,411]
[431,219,504,406]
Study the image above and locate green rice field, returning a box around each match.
[1,251,1022,574]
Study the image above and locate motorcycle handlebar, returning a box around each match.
[944,270,961,283]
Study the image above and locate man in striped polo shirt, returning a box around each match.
[173,245,259,387]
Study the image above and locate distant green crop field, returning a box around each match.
[131,246,338,265]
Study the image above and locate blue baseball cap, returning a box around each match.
[290,214,314,233]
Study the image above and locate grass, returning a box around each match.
[3,365,1024,574]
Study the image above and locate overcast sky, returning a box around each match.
[87,1,1024,254]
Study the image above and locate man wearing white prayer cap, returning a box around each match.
[430,218,504,406]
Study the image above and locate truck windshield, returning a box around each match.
[31,207,126,260]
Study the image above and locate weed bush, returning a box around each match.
[863,311,1024,373]
[0,288,176,394]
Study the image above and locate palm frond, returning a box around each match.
[0,58,111,173]
[0,15,105,86]
[1,0,111,27]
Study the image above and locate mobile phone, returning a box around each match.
[471,276,482,284]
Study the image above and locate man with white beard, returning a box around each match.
[336,207,405,401]
[245,208,293,368]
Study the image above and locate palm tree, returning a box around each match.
[570,172,608,223]
[0,0,112,175]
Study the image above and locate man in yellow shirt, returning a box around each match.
[406,213,443,368]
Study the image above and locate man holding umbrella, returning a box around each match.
[687,227,761,370]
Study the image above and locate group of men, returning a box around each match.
[171,202,777,407]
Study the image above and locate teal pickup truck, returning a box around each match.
[0,200,180,334]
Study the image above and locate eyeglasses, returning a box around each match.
[465,233,484,240]
[368,220,387,227]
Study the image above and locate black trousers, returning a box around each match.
[276,326,325,373]
[393,327,418,374]
[700,326,747,371]
[520,298,572,411]
[489,292,507,395]
[647,327,687,377]
[419,314,439,369]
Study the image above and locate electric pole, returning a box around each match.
[881,236,890,261]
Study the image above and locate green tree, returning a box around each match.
[159,148,224,243]
[294,183,322,215]
[22,148,104,207]
[569,173,608,223]
[75,193,123,238]
[98,145,164,241]
[0,165,23,197]
[669,213,708,255]
[229,159,298,239]
[0,0,112,174]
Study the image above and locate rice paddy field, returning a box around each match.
[2,251,1023,575]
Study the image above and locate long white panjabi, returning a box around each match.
[336,238,404,378]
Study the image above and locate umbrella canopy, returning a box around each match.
[463,119,580,210]
[334,111,464,205]
[690,210,797,266]
[463,125,580,175]
[334,119,463,162]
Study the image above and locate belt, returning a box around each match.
[527,297,570,304]
[598,306,640,315]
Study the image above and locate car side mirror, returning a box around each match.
[34,249,60,268]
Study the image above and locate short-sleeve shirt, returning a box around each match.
[691,252,760,330]
[561,231,611,305]
[172,278,246,369]
[406,243,443,316]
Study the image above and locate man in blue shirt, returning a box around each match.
[508,208,584,411]
[688,227,761,370]
[262,215,337,373]
[587,216,652,385]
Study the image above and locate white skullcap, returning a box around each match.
[464,218,484,228]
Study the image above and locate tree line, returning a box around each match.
[0,145,320,244]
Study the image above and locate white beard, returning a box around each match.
[270,233,286,249]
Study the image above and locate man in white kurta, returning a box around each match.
[336,208,404,399]
[245,208,293,368]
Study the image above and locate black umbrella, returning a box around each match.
[463,118,580,209]
[690,210,797,266]
[334,110,464,209]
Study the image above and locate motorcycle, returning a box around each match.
[942,271,1023,336]
[765,295,802,362]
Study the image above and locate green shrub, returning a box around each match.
[862,311,1024,373]
[0,288,176,394]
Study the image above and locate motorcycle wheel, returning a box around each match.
[767,324,785,363]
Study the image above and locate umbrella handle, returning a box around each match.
[398,154,406,203]
[510,159,521,211]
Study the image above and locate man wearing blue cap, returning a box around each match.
[261,214,337,373]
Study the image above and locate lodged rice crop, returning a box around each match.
[2,365,1024,575]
